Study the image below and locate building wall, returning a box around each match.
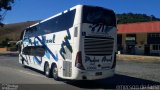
[121,34,126,45]
[119,33,148,55]
[118,32,160,55]
[135,33,147,55]
[118,21,160,56]
[147,33,160,55]
[121,34,126,53]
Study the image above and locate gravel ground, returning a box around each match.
[117,54,160,62]
[116,60,160,82]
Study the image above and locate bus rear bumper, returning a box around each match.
[71,68,115,80]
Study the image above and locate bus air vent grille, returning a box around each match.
[84,37,114,56]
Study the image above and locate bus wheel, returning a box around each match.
[22,58,24,65]
[44,62,50,77]
[21,58,26,68]
[51,65,60,81]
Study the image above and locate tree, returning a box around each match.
[1,37,12,47]
[117,13,160,24]
[0,0,14,27]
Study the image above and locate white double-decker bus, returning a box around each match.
[17,5,117,80]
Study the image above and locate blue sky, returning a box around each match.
[3,0,160,24]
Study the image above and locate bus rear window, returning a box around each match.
[82,6,116,26]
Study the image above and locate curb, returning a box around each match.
[117,54,160,62]
[0,52,19,56]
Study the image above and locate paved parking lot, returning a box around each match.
[0,53,160,90]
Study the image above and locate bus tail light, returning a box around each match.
[75,51,85,70]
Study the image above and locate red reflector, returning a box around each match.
[75,51,85,70]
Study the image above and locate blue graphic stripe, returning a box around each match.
[33,56,42,65]
[36,36,58,61]
[45,51,50,59]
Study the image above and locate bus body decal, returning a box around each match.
[23,38,32,46]
[20,54,29,65]
[45,51,51,59]
[35,36,58,61]
[34,37,51,60]
[33,56,42,65]
[21,38,32,64]
[89,24,114,34]
[59,29,73,60]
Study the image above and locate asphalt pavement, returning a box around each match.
[0,52,160,90]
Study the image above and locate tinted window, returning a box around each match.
[22,46,45,57]
[23,9,76,38]
[24,26,38,38]
[38,9,76,35]
[24,29,29,38]
[83,6,116,26]
[147,33,160,44]
[20,30,25,40]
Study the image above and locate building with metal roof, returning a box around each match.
[117,21,160,55]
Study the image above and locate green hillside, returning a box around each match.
[117,13,160,24]
[0,21,38,47]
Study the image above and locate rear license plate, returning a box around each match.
[95,72,102,76]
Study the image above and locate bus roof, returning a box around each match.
[28,5,81,28]
[27,5,114,29]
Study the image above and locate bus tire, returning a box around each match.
[44,62,50,77]
[21,57,26,68]
[51,64,60,81]
[22,58,24,65]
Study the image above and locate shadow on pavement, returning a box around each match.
[65,74,160,89]
[23,65,45,75]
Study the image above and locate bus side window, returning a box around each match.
[20,31,25,40]
[22,46,45,57]
[24,29,30,38]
